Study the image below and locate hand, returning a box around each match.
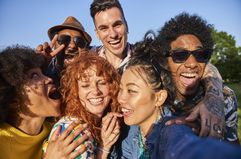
[100,112,122,151]
[36,34,65,62]
[44,122,91,159]
[185,98,225,139]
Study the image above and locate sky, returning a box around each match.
[0,0,241,50]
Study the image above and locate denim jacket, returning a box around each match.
[121,117,241,159]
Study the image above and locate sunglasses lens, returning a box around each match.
[194,50,212,63]
[58,35,71,46]
[171,51,190,63]
[74,36,87,48]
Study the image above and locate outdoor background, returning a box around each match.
[0,0,240,140]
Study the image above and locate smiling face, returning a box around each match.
[77,67,111,118]
[56,29,85,65]
[23,67,61,117]
[118,67,166,133]
[94,7,128,58]
[167,34,206,98]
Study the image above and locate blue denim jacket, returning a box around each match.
[121,117,241,159]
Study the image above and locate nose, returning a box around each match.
[68,37,77,49]
[109,27,118,39]
[184,55,198,69]
[91,85,102,95]
[117,89,127,104]
[44,75,53,84]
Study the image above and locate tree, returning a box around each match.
[211,28,241,83]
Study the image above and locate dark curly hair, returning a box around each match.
[127,32,176,107]
[155,12,214,57]
[0,45,46,124]
[90,0,128,32]
[60,51,120,143]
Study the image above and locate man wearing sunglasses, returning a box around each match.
[156,13,239,144]
[89,0,228,141]
[36,16,91,86]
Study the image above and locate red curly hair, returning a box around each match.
[60,51,120,143]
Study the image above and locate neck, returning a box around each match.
[140,109,161,136]
[14,114,45,135]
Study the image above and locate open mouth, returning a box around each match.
[121,107,133,116]
[48,87,61,100]
[88,97,104,105]
[180,72,198,87]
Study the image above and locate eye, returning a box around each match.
[98,80,107,85]
[128,89,137,94]
[80,84,89,88]
[30,72,39,79]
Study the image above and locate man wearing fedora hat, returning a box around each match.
[36,16,91,86]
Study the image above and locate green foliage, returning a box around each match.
[211,28,241,83]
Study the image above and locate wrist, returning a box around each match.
[97,147,110,154]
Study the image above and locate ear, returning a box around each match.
[155,90,168,108]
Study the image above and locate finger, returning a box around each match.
[111,112,123,118]
[165,117,186,126]
[104,115,117,135]
[199,117,211,137]
[36,44,43,53]
[102,113,114,131]
[49,125,61,141]
[186,106,200,121]
[69,144,87,159]
[59,121,81,140]
[50,34,58,48]
[63,124,88,146]
[50,44,65,57]
[65,133,89,154]
[43,42,50,51]
[209,117,223,138]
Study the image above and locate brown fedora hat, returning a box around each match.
[48,16,91,44]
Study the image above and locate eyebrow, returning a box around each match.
[126,83,141,88]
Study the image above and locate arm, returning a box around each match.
[186,63,225,138]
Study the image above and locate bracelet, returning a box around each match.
[97,147,110,154]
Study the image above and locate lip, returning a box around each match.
[48,85,61,101]
[108,38,122,49]
[120,106,133,117]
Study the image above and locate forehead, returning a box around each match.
[78,66,104,81]
[121,67,149,88]
[58,29,81,36]
[94,7,124,26]
[170,34,203,50]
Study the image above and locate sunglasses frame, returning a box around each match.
[167,48,212,63]
[57,34,87,49]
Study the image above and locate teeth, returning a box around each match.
[89,98,103,105]
[181,73,196,78]
[121,107,131,113]
[109,39,121,45]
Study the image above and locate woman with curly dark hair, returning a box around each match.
[0,45,90,159]
[45,51,121,159]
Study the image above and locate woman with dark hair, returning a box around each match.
[45,51,121,159]
[0,45,89,159]
[119,38,241,159]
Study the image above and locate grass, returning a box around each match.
[225,82,241,142]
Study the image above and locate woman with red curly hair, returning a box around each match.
[45,51,121,159]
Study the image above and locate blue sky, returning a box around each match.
[0,0,241,50]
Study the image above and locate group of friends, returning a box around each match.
[0,0,240,159]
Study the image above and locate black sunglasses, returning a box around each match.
[167,49,212,63]
[57,35,87,48]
